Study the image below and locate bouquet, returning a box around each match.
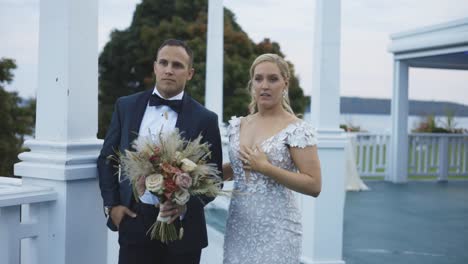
[114,129,223,243]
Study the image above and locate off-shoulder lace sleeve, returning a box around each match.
[227,116,241,138]
[285,121,317,148]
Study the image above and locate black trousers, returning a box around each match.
[117,203,201,264]
[118,245,201,264]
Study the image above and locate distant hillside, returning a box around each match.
[340,97,468,116]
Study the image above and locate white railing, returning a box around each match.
[353,133,390,177]
[0,177,57,264]
[353,133,468,179]
[409,134,468,179]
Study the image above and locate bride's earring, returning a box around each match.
[282,90,287,98]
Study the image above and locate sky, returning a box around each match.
[1,0,468,105]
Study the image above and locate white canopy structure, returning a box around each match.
[387,18,468,183]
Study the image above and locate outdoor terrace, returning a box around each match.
[203,180,468,264]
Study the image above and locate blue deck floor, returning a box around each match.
[205,180,468,263]
[344,181,468,264]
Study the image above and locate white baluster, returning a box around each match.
[463,140,468,174]
[438,136,449,181]
[431,137,437,170]
[0,206,21,263]
[372,137,378,175]
[410,136,416,174]
[456,138,462,173]
[418,138,424,175]
[422,138,428,174]
[359,139,366,175]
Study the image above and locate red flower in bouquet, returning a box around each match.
[163,177,179,199]
[149,147,161,163]
[161,162,183,175]
[149,154,160,163]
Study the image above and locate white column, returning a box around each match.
[311,0,342,133]
[388,60,409,183]
[205,0,224,120]
[14,0,107,264]
[302,0,346,263]
[301,143,346,264]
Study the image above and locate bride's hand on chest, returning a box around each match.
[239,144,270,174]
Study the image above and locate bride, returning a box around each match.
[222,53,322,264]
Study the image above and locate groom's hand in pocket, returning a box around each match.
[110,205,137,229]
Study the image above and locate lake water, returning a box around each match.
[304,113,468,133]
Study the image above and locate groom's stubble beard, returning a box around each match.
[155,79,186,99]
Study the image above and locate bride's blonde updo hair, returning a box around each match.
[247,53,295,115]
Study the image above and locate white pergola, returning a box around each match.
[388,18,468,183]
[8,0,346,263]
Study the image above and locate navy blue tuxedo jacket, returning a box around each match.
[97,89,223,251]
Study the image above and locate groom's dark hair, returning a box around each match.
[156,39,194,67]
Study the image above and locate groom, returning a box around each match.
[98,39,223,264]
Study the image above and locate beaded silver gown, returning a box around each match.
[223,117,317,264]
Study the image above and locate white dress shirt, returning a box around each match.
[138,87,183,205]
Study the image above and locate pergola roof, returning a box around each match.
[388,18,468,70]
[386,18,468,183]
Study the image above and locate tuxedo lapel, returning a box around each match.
[128,89,153,146]
[175,93,195,140]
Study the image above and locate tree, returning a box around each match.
[0,58,36,177]
[98,0,308,138]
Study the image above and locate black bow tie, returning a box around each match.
[149,93,183,113]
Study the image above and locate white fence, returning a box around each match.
[354,133,468,179]
[0,178,57,264]
[353,133,390,177]
[0,177,113,264]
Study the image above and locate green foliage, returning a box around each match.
[412,113,466,134]
[340,124,362,132]
[0,58,36,177]
[340,117,364,132]
[0,58,16,83]
[440,109,458,132]
[98,0,308,138]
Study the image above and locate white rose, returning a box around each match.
[145,174,164,194]
[174,189,190,205]
[180,158,197,173]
